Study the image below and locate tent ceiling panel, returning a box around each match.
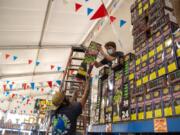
[0,0,48,46]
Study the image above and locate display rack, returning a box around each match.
[88,117,180,133]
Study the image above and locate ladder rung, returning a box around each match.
[65,80,83,83]
[72,46,86,53]
[71,57,84,60]
[68,68,79,71]
[70,64,81,67]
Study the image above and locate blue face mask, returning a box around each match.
[107,49,114,55]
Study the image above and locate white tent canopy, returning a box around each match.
[0,0,133,116]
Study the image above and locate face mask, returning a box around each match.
[107,49,114,55]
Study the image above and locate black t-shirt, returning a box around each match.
[50,102,82,135]
[100,51,124,66]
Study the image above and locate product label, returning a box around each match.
[155,109,162,118]
[150,72,157,80]
[157,44,163,53]
[136,58,141,65]
[149,50,155,58]
[175,105,180,115]
[129,73,134,80]
[131,114,136,120]
[164,107,172,116]
[168,62,177,73]
[158,67,166,77]
[143,3,148,10]
[136,79,142,87]
[146,111,153,119]
[142,54,147,62]
[143,75,148,84]
[138,112,144,120]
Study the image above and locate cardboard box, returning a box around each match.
[145,102,153,119]
[168,70,180,84]
[162,96,173,117]
[157,63,167,77]
[153,99,163,118]
[173,94,180,116]
[130,104,137,120]
[148,76,167,91]
[149,67,157,81]
[166,58,178,73]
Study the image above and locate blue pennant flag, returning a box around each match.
[6,80,10,84]
[13,56,18,61]
[120,20,126,27]
[87,8,93,15]
[57,66,61,71]
[9,84,13,90]
[30,82,35,90]
[5,91,10,96]
[56,80,61,86]
[36,61,40,66]
[22,97,26,101]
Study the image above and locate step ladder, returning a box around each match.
[59,46,91,132]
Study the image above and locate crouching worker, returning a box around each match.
[46,77,90,135]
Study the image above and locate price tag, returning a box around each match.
[139,8,143,15]
[177,48,180,57]
[150,0,155,5]
[164,107,172,116]
[142,54,147,62]
[146,111,153,119]
[136,58,140,65]
[157,44,163,53]
[150,72,157,80]
[143,3,149,10]
[149,50,155,58]
[136,79,142,87]
[168,62,177,73]
[129,73,134,80]
[143,76,148,84]
[158,67,166,76]
[154,118,167,132]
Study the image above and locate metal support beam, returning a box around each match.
[0,71,63,79]
[0,45,79,50]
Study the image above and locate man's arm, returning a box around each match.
[80,78,91,107]
[99,47,116,61]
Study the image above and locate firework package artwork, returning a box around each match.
[76,41,101,80]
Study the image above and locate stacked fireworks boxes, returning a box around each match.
[121,53,135,121]
[130,0,179,120]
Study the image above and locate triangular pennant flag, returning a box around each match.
[28,59,33,64]
[9,84,13,90]
[30,82,35,90]
[26,99,30,104]
[110,16,116,23]
[75,3,82,12]
[87,8,93,15]
[120,19,127,27]
[90,4,108,20]
[36,61,40,66]
[3,85,6,91]
[47,81,53,88]
[41,88,44,92]
[57,66,61,71]
[11,94,15,98]
[51,65,55,70]
[22,83,27,90]
[12,81,15,84]
[6,80,10,84]
[56,80,61,86]
[13,56,18,61]
[5,54,10,59]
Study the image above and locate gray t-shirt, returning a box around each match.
[51,102,82,135]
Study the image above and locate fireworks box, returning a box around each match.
[148,6,174,25]
[141,53,149,73]
[129,79,135,90]
[114,70,123,90]
[134,31,150,49]
[149,67,157,81]
[168,70,180,84]
[166,57,179,74]
[121,106,130,121]
[162,22,179,38]
[148,76,167,91]
[150,14,177,35]
[135,55,141,74]
[171,83,180,116]
[130,103,137,120]
[153,90,163,118]
[99,66,109,79]
[174,29,180,67]
[157,63,167,78]
[137,103,145,120]
[142,70,149,85]
[135,72,142,89]
[144,92,153,119]
[76,41,101,80]
[161,87,173,117]
[124,53,135,62]
[153,31,164,44]
[155,39,164,54]
[164,35,173,48]
[164,45,176,62]
[112,88,122,122]
[148,45,156,69]
[156,51,165,65]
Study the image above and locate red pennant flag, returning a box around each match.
[110,16,116,23]
[22,83,27,90]
[51,65,55,70]
[5,54,10,59]
[3,85,6,91]
[75,3,82,12]
[30,110,33,113]
[12,81,15,84]
[11,94,15,98]
[90,4,108,20]
[47,81,52,88]
[28,60,32,64]
[41,88,44,92]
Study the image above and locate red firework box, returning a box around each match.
[161,87,173,117]
[152,89,163,118]
[171,83,180,116]
[144,92,153,119]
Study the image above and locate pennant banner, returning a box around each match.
[90,4,108,20]
[75,3,82,12]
